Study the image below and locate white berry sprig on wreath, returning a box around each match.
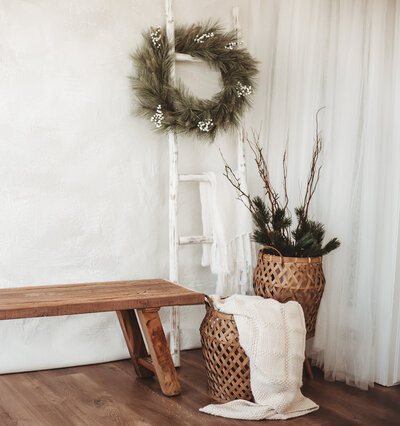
[235,81,253,98]
[132,23,258,139]
[197,118,214,132]
[225,40,243,50]
[194,32,214,43]
[151,105,164,128]
[150,27,162,49]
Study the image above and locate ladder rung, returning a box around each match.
[175,53,202,63]
[179,235,213,245]
[179,174,211,183]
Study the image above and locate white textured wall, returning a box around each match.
[0,0,258,372]
[2,0,399,390]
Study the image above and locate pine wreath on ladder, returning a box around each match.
[131,22,258,140]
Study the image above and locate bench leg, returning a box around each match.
[304,357,314,380]
[137,308,182,396]
[116,310,154,378]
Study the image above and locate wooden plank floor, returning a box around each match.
[0,350,399,425]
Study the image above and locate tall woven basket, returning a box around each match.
[253,246,326,339]
[199,296,253,403]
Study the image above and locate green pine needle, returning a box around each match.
[131,22,258,140]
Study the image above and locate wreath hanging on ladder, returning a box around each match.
[131,22,258,140]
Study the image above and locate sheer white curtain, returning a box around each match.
[247,0,400,389]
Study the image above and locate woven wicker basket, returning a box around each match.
[199,296,253,403]
[253,246,326,339]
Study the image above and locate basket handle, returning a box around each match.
[261,245,284,265]
[204,294,214,308]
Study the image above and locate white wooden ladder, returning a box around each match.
[165,0,249,367]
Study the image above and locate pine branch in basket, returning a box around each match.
[222,109,340,258]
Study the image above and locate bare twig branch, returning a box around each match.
[281,142,291,239]
[246,130,280,215]
[219,148,255,213]
[282,144,289,211]
[302,106,325,218]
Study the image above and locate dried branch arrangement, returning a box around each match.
[223,109,340,257]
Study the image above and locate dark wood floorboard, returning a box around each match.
[0,349,399,425]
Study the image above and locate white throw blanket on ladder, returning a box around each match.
[199,171,255,296]
[200,295,319,420]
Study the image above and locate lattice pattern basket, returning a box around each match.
[200,296,253,403]
[253,246,326,339]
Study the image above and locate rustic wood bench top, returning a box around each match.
[0,279,205,397]
[0,279,204,320]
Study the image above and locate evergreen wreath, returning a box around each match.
[131,22,258,140]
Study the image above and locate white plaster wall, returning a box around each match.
[3,0,398,389]
[0,0,258,372]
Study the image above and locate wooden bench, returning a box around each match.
[0,279,204,396]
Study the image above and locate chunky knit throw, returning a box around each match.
[200,295,319,420]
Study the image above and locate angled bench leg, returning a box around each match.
[136,308,182,396]
[116,310,154,378]
[304,357,314,380]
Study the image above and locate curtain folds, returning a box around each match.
[248,0,400,389]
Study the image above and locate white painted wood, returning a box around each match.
[179,173,211,182]
[168,134,178,269]
[179,235,213,245]
[232,6,241,37]
[165,0,180,367]
[166,4,249,363]
[237,127,249,296]
[233,7,249,295]
[237,126,247,174]
[175,53,202,62]
[168,132,180,367]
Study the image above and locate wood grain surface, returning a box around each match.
[0,279,204,320]
[0,350,398,425]
[116,310,153,379]
[137,309,181,396]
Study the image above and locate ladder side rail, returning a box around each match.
[233,7,250,295]
[165,0,180,367]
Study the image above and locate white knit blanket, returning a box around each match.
[200,295,319,420]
